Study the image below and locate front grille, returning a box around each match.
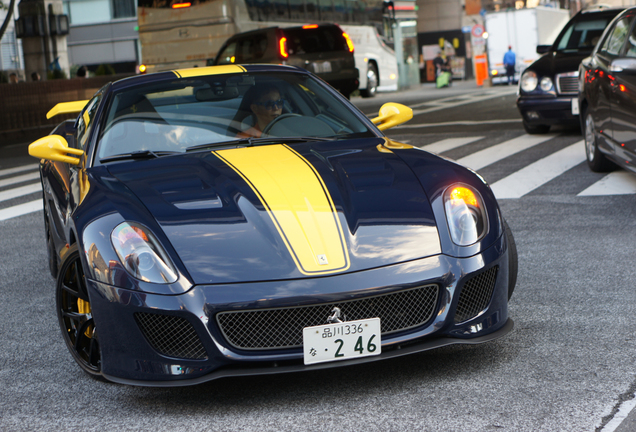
[454,266,499,324]
[557,74,579,94]
[135,312,208,360]
[217,285,439,350]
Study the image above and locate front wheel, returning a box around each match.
[360,64,378,98]
[56,244,103,379]
[584,112,615,172]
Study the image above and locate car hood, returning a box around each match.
[106,138,441,284]
[529,51,590,77]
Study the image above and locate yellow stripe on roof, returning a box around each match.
[214,144,349,275]
[173,65,246,78]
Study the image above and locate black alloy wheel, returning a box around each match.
[360,64,378,98]
[56,244,103,378]
[584,112,615,172]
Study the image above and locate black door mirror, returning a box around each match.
[536,45,551,54]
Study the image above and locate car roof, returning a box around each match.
[579,6,625,16]
[110,64,310,92]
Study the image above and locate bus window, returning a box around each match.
[318,0,334,21]
[288,0,304,21]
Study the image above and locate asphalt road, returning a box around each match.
[2,80,636,431]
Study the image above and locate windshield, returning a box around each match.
[96,72,374,161]
[554,16,614,53]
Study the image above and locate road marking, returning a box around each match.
[0,164,39,178]
[0,199,42,222]
[420,137,484,154]
[457,134,558,171]
[491,141,586,199]
[411,89,518,116]
[578,171,636,196]
[0,171,40,188]
[398,119,521,129]
[600,397,636,432]
[0,183,41,203]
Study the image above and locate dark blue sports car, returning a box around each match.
[29,64,516,386]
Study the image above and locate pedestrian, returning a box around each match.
[31,71,41,81]
[503,46,516,85]
[76,65,88,78]
[9,73,18,84]
[433,51,445,77]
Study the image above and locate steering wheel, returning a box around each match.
[262,113,301,135]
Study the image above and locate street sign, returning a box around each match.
[471,24,485,38]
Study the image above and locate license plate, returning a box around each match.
[571,98,579,115]
[312,61,332,74]
[303,318,381,365]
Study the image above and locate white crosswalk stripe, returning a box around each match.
[456,134,557,171]
[0,199,42,222]
[578,171,636,196]
[490,141,586,199]
[421,137,484,154]
[0,171,40,188]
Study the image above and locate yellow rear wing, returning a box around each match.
[46,100,89,119]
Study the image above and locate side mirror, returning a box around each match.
[536,45,551,54]
[28,135,84,165]
[610,58,636,73]
[371,103,413,131]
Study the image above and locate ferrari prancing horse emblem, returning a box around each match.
[317,254,328,265]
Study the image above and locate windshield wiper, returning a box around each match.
[185,136,334,153]
[100,150,179,163]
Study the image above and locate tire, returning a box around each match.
[584,112,615,172]
[360,64,378,98]
[503,219,517,301]
[522,120,550,134]
[56,244,104,379]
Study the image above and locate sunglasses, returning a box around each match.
[256,99,285,110]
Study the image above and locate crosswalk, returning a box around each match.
[2,133,636,222]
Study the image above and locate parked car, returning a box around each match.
[28,64,516,386]
[209,24,359,98]
[517,7,623,134]
[579,6,636,173]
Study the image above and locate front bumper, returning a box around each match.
[517,95,579,126]
[89,232,512,387]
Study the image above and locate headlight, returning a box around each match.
[444,185,488,246]
[111,222,178,283]
[540,76,553,92]
[520,71,538,92]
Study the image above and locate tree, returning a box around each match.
[0,0,17,43]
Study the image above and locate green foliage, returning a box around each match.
[95,64,116,76]
[47,69,67,80]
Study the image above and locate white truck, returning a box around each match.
[485,7,570,84]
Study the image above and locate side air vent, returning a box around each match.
[135,312,208,360]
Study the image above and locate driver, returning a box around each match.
[237,85,284,138]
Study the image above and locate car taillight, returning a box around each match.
[171,2,191,8]
[343,32,354,53]
[279,37,289,59]
[303,24,318,29]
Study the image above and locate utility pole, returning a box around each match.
[15,0,69,80]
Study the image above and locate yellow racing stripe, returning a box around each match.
[214,145,349,275]
[172,65,246,78]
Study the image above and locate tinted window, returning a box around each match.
[216,34,269,65]
[555,16,615,52]
[602,16,633,55]
[284,26,347,53]
[626,20,636,57]
[76,93,103,149]
[96,72,373,161]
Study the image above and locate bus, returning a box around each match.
[137,0,399,95]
